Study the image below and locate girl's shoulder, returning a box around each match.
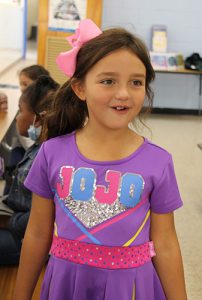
[143,138,172,162]
[145,139,171,154]
[43,132,75,149]
[39,132,76,161]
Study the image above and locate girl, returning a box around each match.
[18,65,50,93]
[17,65,50,150]
[2,65,51,194]
[13,19,187,299]
[0,75,59,265]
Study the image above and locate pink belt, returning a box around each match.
[50,236,156,269]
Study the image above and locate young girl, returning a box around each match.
[0,75,59,265]
[18,65,50,93]
[2,65,51,194]
[13,19,187,299]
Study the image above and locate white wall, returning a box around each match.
[102,0,202,110]
[0,4,24,50]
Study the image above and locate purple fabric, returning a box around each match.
[24,132,183,299]
[40,256,166,300]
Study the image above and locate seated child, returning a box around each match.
[16,64,51,150]
[0,75,59,265]
[18,64,50,93]
[2,65,51,195]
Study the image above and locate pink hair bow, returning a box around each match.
[56,19,102,77]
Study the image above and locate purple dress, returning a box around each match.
[24,132,183,300]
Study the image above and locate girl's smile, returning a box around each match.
[110,105,131,113]
[73,48,146,133]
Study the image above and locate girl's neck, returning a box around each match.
[76,126,144,161]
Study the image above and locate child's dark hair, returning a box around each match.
[45,28,155,140]
[19,65,50,81]
[20,75,59,141]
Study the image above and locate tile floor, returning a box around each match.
[140,115,202,299]
[0,49,22,75]
[0,43,202,299]
[0,40,37,85]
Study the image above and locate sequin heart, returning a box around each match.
[64,196,127,228]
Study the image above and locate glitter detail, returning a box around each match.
[129,184,135,198]
[65,195,127,228]
[80,177,86,191]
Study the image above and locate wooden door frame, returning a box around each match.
[37,0,103,65]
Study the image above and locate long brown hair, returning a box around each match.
[44,28,155,140]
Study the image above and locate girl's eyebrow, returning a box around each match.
[131,73,146,78]
[96,72,146,78]
[96,72,117,77]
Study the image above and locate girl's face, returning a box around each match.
[16,98,35,136]
[74,49,146,133]
[19,73,34,92]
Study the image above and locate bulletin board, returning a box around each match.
[37,0,103,84]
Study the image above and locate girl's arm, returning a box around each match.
[13,193,55,300]
[150,211,187,300]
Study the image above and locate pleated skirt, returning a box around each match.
[40,255,166,300]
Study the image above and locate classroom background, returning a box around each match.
[0,0,202,299]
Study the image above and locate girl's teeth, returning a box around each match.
[116,107,124,110]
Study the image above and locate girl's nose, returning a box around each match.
[115,85,129,101]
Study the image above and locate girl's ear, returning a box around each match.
[35,111,46,128]
[71,81,86,101]
[34,115,42,128]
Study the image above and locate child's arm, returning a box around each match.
[150,211,187,300]
[13,193,55,300]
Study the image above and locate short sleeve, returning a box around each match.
[150,156,183,213]
[24,143,53,199]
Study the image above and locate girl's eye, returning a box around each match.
[132,80,143,86]
[100,79,114,85]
